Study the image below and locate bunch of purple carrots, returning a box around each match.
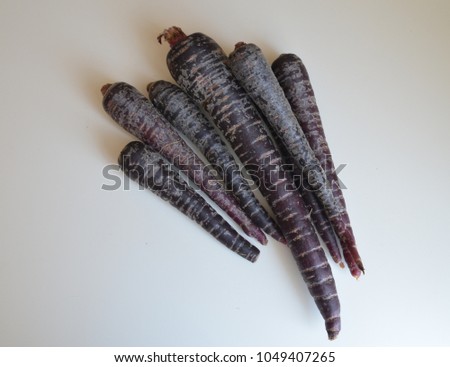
[101,27,363,340]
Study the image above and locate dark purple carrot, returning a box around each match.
[300,187,342,264]
[119,141,260,262]
[228,42,362,278]
[147,80,286,243]
[266,123,343,266]
[252,97,342,264]
[101,82,267,245]
[158,27,341,339]
[272,53,363,273]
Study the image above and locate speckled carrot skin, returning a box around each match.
[272,53,364,273]
[254,96,342,263]
[160,28,341,339]
[266,122,342,265]
[102,82,267,245]
[119,141,260,262]
[229,43,361,278]
[147,80,285,243]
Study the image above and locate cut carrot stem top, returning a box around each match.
[158,26,188,47]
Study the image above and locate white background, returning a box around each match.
[1,0,449,346]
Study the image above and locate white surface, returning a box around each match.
[1,0,449,346]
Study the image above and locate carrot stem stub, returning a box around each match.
[119,141,260,262]
[159,26,341,340]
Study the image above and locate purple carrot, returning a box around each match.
[101,82,267,245]
[272,53,363,273]
[147,80,286,243]
[158,27,341,340]
[266,124,343,266]
[300,187,342,264]
[228,42,362,278]
[251,97,342,264]
[119,141,260,262]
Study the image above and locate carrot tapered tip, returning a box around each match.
[328,330,339,341]
[259,233,268,245]
[326,317,341,341]
[248,250,260,263]
[354,261,365,277]
[101,83,112,96]
[330,255,344,267]
[348,261,362,279]
[357,260,365,273]
[242,225,267,245]
[352,270,362,280]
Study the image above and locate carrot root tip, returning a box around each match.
[249,252,260,263]
[328,331,339,341]
[357,261,365,273]
[326,317,341,340]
